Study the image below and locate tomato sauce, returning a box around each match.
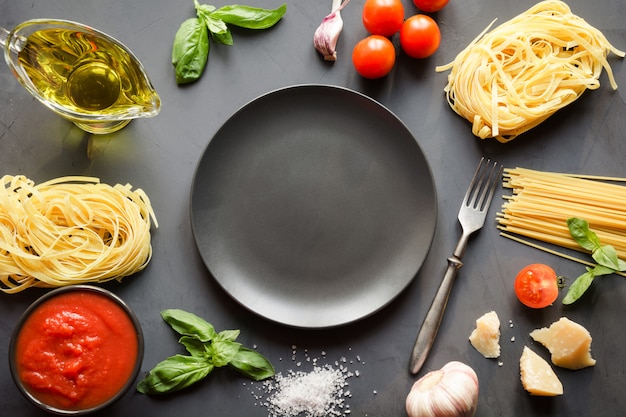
[14,289,139,411]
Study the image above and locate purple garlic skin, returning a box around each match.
[313,0,350,61]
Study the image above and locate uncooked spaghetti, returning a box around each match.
[0,175,158,293]
[497,167,626,267]
[436,0,625,142]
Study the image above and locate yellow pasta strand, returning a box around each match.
[0,175,157,293]
[497,167,626,260]
[436,0,625,142]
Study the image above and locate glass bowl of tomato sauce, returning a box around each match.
[9,285,144,415]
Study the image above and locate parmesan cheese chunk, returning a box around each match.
[469,310,500,358]
[520,346,563,396]
[530,317,596,370]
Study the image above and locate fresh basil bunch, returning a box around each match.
[172,0,287,83]
[562,218,626,304]
[137,309,275,394]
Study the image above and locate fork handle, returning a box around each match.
[409,254,464,374]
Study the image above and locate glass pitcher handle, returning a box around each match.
[0,27,27,53]
[0,27,9,50]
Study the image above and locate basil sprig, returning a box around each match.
[172,1,287,83]
[172,18,209,85]
[137,309,274,395]
[562,218,626,304]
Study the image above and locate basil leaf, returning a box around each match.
[216,329,240,342]
[179,335,208,357]
[211,4,287,29]
[229,347,275,381]
[210,27,234,46]
[161,309,217,342]
[593,244,623,270]
[209,340,242,367]
[171,18,209,84]
[194,0,215,15]
[591,264,616,276]
[562,269,596,305]
[205,15,229,35]
[137,355,213,394]
[567,218,601,251]
[140,308,276,396]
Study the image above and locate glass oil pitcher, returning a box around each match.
[0,19,161,134]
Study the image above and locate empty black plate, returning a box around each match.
[190,85,437,328]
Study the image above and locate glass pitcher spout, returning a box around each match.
[2,19,161,134]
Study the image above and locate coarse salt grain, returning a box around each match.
[249,346,359,417]
[263,364,351,417]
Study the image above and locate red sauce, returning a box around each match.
[14,290,139,411]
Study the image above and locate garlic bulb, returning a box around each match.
[313,0,350,61]
[406,361,479,417]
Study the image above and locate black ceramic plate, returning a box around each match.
[190,85,437,328]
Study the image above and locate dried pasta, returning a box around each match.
[436,0,625,142]
[0,175,158,293]
[497,167,626,268]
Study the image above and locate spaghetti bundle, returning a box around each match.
[437,0,625,143]
[0,175,158,293]
[497,167,626,262]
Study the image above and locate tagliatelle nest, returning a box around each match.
[0,175,157,293]
[436,0,625,143]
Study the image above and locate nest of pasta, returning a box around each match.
[437,0,625,143]
[0,175,158,293]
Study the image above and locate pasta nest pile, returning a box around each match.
[437,0,625,143]
[0,175,158,293]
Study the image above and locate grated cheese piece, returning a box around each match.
[520,346,563,396]
[530,317,596,370]
[469,310,501,358]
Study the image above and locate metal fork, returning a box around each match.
[409,157,503,374]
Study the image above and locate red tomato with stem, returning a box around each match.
[352,35,396,79]
[400,14,441,59]
[362,0,405,37]
[412,0,450,13]
[514,264,559,308]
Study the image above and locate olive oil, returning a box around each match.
[17,28,158,116]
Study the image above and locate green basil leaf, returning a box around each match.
[211,4,287,29]
[205,15,229,35]
[216,329,240,342]
[179,335,208,357]
[171,18,209,84]
[562,269,596,305]
[209,340,242,367]
[210,27,234,45]
[567,218,601,251]
[591,264,616,276]
[229,347,275,381]
[161,309,216,342]
[137,354,213,394]
[592,244,622,270]
[194,0,216,15]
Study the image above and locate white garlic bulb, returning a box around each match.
[406,361,479,417]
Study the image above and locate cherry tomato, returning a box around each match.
[362,0,405,37]
[352,35,396,79]
[514,264,559,308]
[399,14,441,59]
[412,0,450,13]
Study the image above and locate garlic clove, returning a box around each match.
[406,361,479,417]
[313,0,350,61]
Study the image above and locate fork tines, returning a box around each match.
[465,157,503,211]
